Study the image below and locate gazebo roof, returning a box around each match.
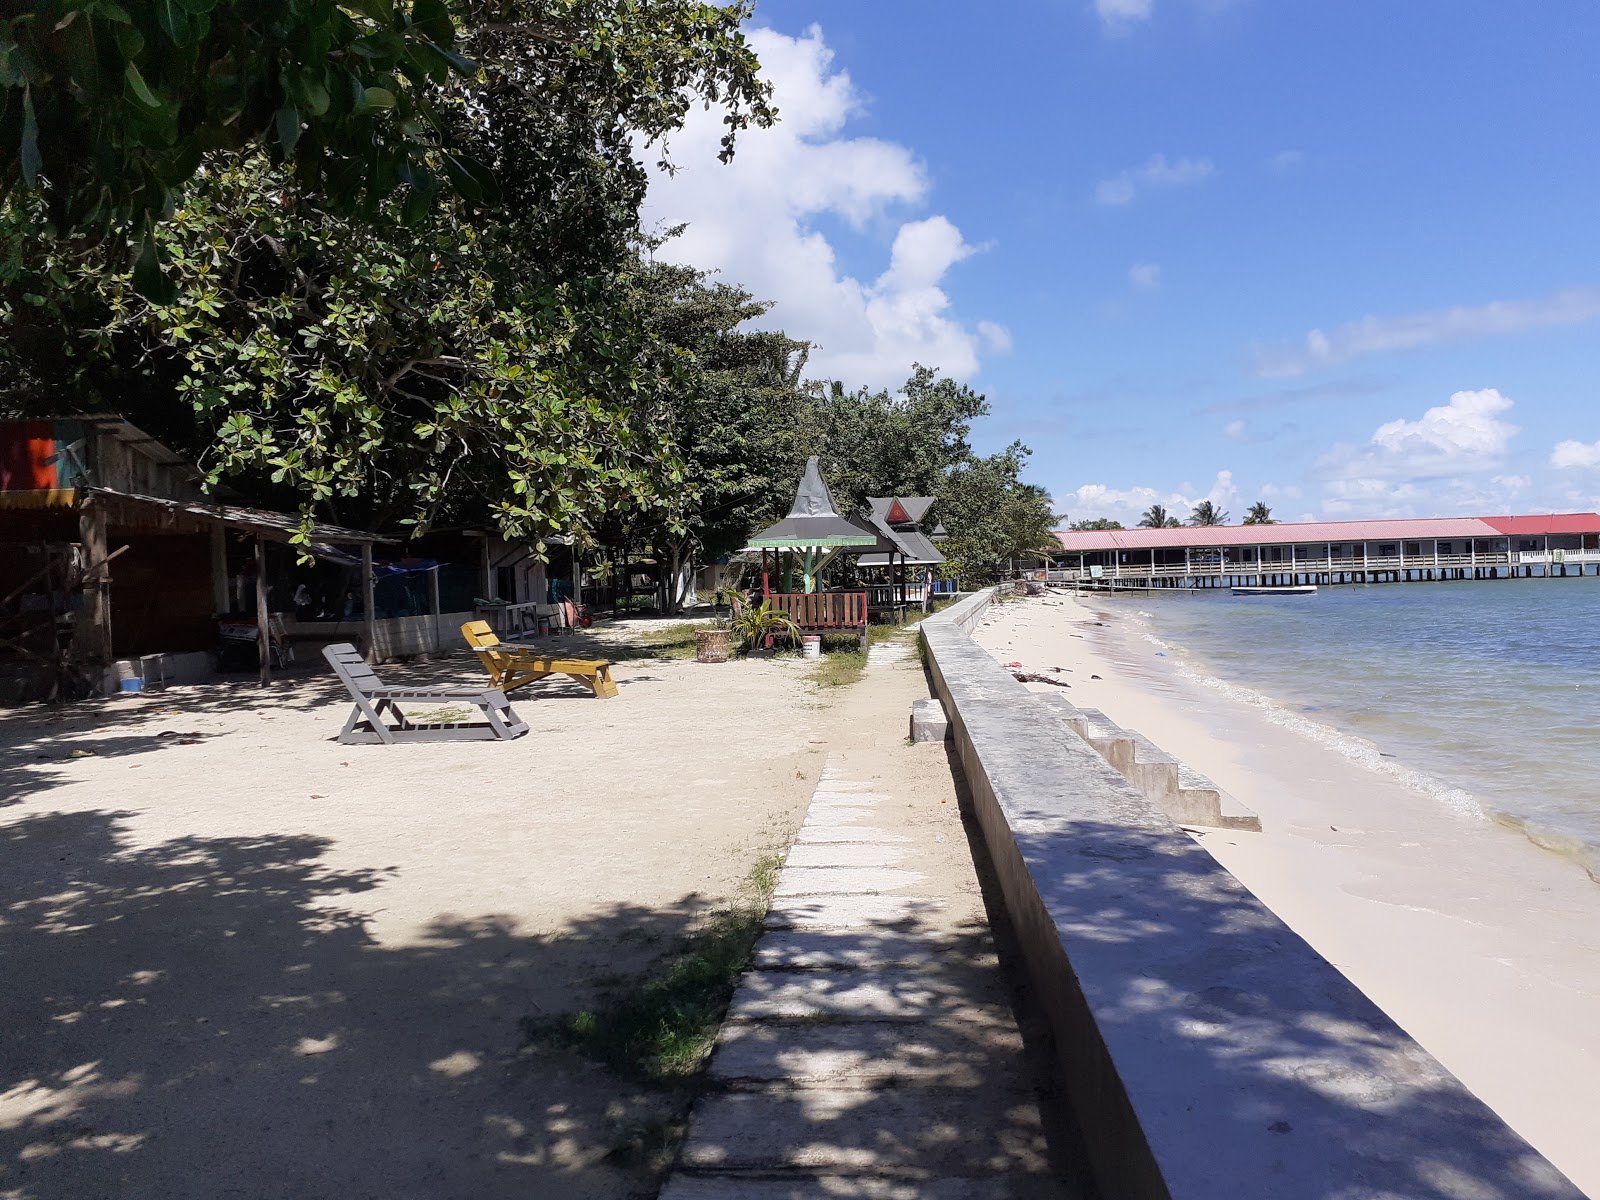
[744,458,878,549]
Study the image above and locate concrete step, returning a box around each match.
[764,893,942,931]
[725,967,991,1023]
[659,1175,1020,1199]
[710,1019,1018,1089]
[784,843,909,869]
[677,1089,1030,1176]
[752,930,954,971]
[774,865,928,897]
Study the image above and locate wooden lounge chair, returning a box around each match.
[460,619,618,698]
[322,643,528,744]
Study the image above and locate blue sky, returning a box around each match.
[641,2,1600,525]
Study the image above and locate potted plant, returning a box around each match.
[694,586,744,663]
[728,599,801,658]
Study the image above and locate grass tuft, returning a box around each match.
[523,854,783,1085]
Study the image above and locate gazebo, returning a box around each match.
[853,496,945,615]
[742,457,877,646]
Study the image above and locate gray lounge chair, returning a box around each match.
[322,643,528,744]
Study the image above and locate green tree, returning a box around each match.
[1138,504,1180,528]
[622,256,814,609]
[1243,500,1274,525]
[807,365,987,510]
[1187,500,1228,526]
[0,2,775,545]
[1069,517,1124,530]
[936,444,1059,585]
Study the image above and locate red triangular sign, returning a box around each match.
[886,499,910,524]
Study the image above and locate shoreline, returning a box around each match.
[972,591,1600,1198]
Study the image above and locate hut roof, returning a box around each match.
[744,458,878,549]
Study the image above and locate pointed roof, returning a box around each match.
[743,457,879,549]
[856,495,944,566]
[867,496,935,527]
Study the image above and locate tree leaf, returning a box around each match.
[275,106,302,153]
[124,61,161,108]
[132,236,178,304]
[156,0,190,45]
[363,87,396,109]
[19,89,40,186]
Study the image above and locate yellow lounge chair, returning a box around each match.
[460,620,619,698]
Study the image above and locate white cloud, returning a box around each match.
[1129,261,1162,288]
[1096,0,1154,30]
[1095,154,1215,207]
[1316,389,1525,517]
[1223,419,1247,440]
[1551,440,1600,470]
[977,320,1013,353]
[1268,149,1304,172]
[641,26,994,388]
[1060,470,1237,526]
[1250,287,1600,378]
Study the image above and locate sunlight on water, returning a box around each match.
[1103,578,1600,881]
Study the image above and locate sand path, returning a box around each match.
[974,592,1600,1197]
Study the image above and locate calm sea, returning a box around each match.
[1098,577,1600,882]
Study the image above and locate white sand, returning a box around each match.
[974,592,1600,1198]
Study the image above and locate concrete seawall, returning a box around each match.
[920,589,1582,1200]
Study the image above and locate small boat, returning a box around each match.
[1232,585,1318,596]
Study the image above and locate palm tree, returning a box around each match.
[1138,504,1180,529]
[1243,501,1274,525]
[1187,500,1228,526]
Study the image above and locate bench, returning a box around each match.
[764,591,869,650]
[322,643,527,744]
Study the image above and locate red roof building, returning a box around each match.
[1043,513,1600,587]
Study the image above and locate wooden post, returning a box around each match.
[76,495,110,684]
[255,534,270,686]
[571,539,581,613]
[361,542,377,662]
[428,564,442,654]
[210,522,229,615]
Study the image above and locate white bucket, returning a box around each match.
[801,635,822,659]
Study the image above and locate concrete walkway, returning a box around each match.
[661,640,1072,1199]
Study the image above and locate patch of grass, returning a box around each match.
[605,1113,687,1169]
[806,647,867,688]
[524,854,783,1085]
[608,621,718,662]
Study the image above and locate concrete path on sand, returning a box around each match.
[661,633,1077,1199]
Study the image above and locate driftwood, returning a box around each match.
[1012,671,1071,688]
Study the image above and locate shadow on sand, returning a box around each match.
[0,807,724,1200]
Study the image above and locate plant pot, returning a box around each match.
[696,629,731,663]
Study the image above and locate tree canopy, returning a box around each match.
[1,1,775,546]
[1138,504,1181,528]
[1187,500,1228,526]
[1069,517,1124,530]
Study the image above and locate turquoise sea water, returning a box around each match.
[1098,577,1600,881]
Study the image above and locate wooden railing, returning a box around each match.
[766,591,868,629]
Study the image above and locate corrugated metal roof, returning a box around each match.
[88,487,392,544]
[1052,513,1600,552]
[1480,514,1600,535]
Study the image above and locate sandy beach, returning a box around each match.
[973,591,1600,1198]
